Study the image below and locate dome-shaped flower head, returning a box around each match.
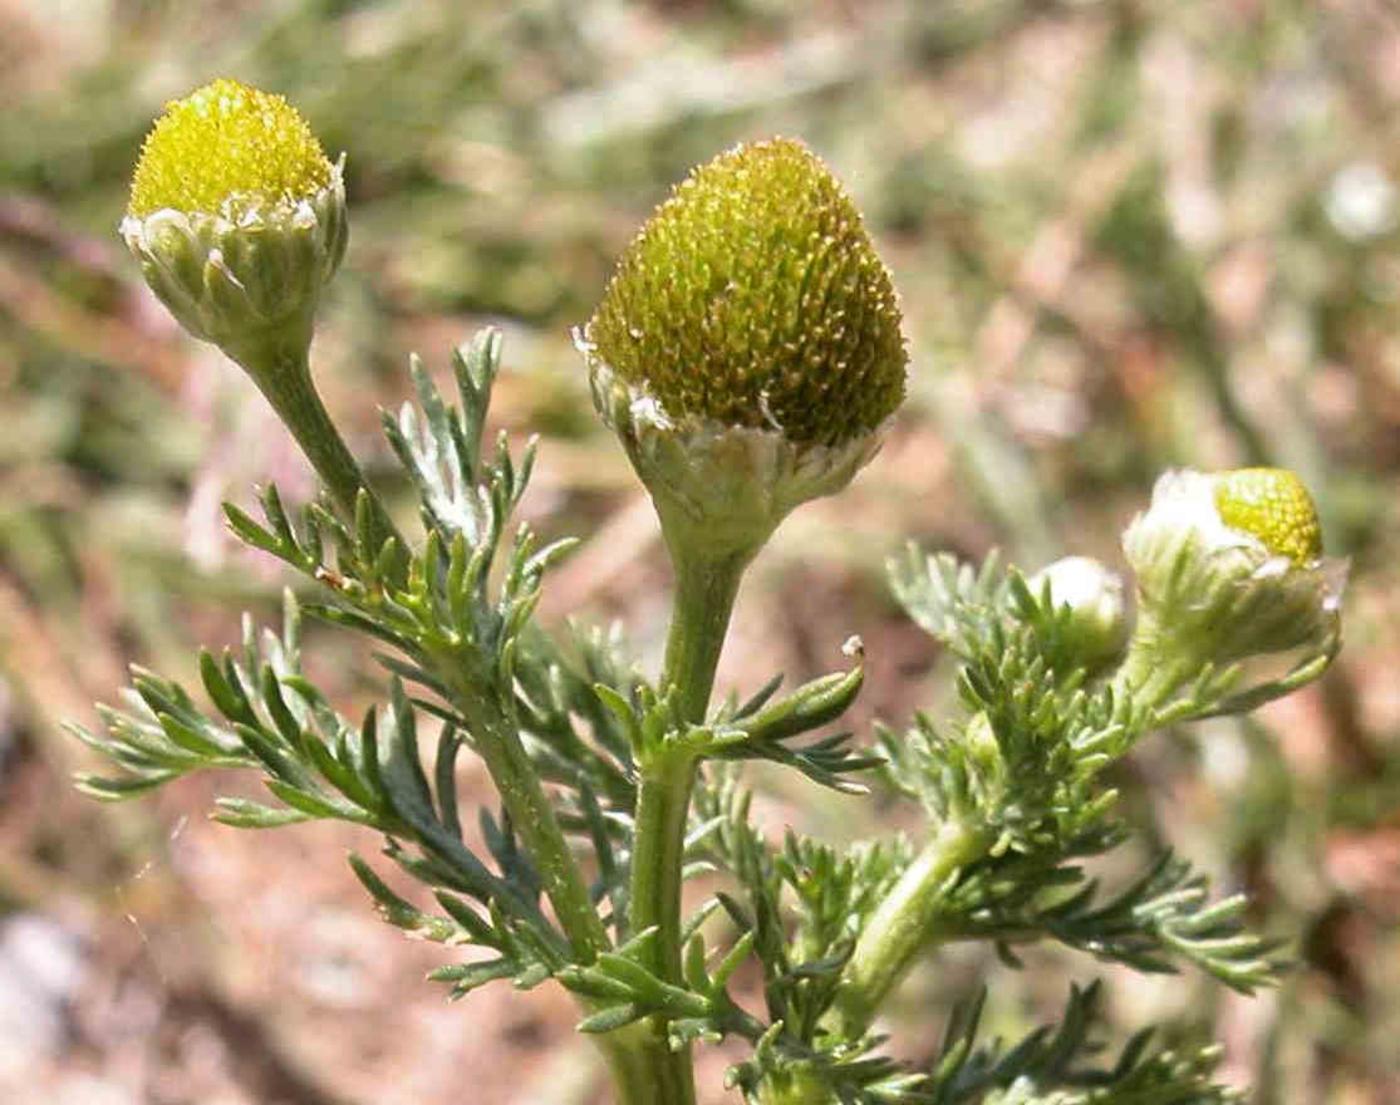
[128,78,333,222]
[1120,468,1344,693]
[581,138,908,559]
[121,79,347,368]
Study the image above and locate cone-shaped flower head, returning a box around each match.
[121,79,347,366]
[1029,555,1129,673]
[582,138,907,559]
[1121,468,1343,687]
[589,137,905,446]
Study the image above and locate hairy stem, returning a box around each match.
[600,1023,702,1105]
[631,541,749,970]
[662,542,753,723]
[631,749,700,977]
[829,818,985,1037]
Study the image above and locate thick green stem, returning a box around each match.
[631,541,749,971]
[829,818,984,1037]
[624,540,751,1105]
[661,542,752,723]
[631,752,700,978]
[600,1023,702,1105]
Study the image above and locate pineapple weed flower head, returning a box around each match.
[121,79,399,548]
[128,78,332,221]
[1120,467,1344,696]
[121,78,347,368]
[581,137,908,560]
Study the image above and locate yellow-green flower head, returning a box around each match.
[1122,468,1343,669]
[121,79,347,369]
[587,138,907,447]
[581,139,907,560]
[129,79,333,220]
[1214,468,1322,566]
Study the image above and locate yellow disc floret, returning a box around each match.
[588,138,907,447]
[129,78,332,219]
[1215,468,1323,565]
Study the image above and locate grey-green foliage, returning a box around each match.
[75,327,1274,1103]
[877,554,1282,992]
[729,981,1240,1104]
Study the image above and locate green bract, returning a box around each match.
[587,138,906,447]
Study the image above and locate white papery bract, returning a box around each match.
[121,163,347,366]
[583,349,885,561]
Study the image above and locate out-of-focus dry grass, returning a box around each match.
[2,1,1399,1102]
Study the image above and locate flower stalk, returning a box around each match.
[446,683,610,964]
[1111,606,1192,708]
[623,543,751,1104]
[231,332,402,565]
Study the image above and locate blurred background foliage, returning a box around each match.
[2,1,1398,1102]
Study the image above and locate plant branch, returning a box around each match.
[599,1023,701,1105]
[441,673,611,965]
[1111,608,1186,709]
[631,541,749,970]
[829,817,985,1037]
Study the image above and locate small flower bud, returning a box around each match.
[580,138,907,560]
[118,80,398,550]
[1120,468,1344,693]
[121,79,346,367]
[1029,555,1129,672]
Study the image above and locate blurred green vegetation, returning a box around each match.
[2,1,1399,1102]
